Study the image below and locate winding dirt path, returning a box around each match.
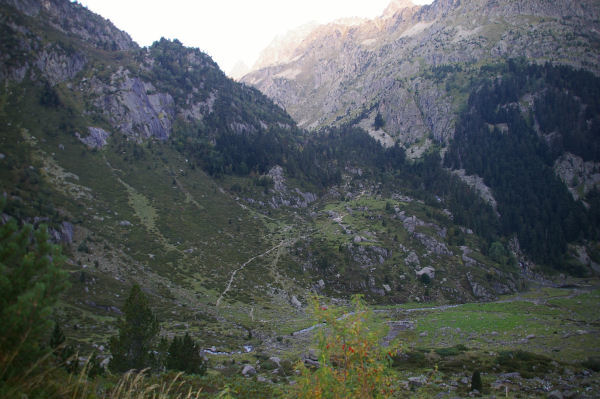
[216,240,289,307]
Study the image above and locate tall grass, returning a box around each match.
[107,369,202,399]
[0,347,204,399]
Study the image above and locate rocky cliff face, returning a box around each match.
[2,0,135,50]
[0,0,133,83]
[0,0,291,143]
[242,0,600,150]
[86,68,175,141]
[554,153,600,203]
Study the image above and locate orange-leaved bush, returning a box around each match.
[293,295,400,398]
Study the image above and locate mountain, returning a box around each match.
[242,0,600,270]
[251,21,320,72]
[1,0,600,395]
[0,0,599,377]
[242,0,600,148]
[228,60,250,80]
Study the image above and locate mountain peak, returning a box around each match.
[229,60,250,81]
[382,0,417,18]
[251,21,320,71]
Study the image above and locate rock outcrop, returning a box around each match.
[1,0,135,51]
[451,169,498,212]
[266,165,317,209]
[554,153,600,202]
[77,127,111,149]
[0,0,135,84]
[87,70,175,140]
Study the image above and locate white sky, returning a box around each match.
[77,0,433,76]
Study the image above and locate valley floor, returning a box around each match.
[204,281,600,398]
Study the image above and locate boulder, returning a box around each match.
[408,375,427,388]
[269,357,281,367]
[303,358,320,369]
[416,266,435,279]
[77,127,111,149]
[291,295,302,308]
[405,251,420,266]
[60,221,74,243]
[242,364,256,377]
[547,391,563,399]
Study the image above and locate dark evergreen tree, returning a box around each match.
[153,336,169,372]
[109,284,159,372]
[49,321,65,350]
[0,209,68,384]
[166,333,206,375]
[471,370,483,391]
[444,60,599,269]
[373,112,385,129]
[48,320,77,373]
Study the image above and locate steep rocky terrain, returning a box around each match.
[243,0,600,149]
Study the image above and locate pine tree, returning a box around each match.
[373,112,385,130]
[109,284,159,372]
[0,210,68,383]
[153,336,169,372]
[166,333,206,375]
[49,321,78,373]
[471,370,483,392]
[49,321,65,350]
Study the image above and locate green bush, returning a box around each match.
[496,350,554,378]
[582,357,600,372]
[293,296,396,398]
[434,345,468,357]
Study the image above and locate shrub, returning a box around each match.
[434,345,467,357]
[293,295,399,398]
[582,357,600,372]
